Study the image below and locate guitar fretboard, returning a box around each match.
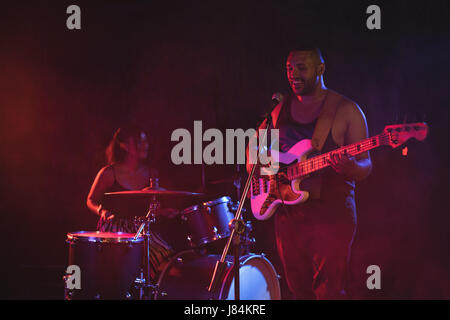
[286,133,389,180]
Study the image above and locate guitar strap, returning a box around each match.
[311,90,343,152]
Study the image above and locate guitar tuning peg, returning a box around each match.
[403,113,408,124]
[393,112,399,125]
[402,146,408,157]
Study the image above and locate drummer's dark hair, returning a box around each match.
[106,125,147,165]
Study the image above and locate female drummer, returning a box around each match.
[86,125,175,278]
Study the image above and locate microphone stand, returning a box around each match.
[208,112,273,299]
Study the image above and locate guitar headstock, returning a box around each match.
[382,122,429,149]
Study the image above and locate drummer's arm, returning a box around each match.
[86,166,115,219]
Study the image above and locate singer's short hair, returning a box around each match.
[289,45,324,65]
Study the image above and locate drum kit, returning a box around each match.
[65,179,281,300]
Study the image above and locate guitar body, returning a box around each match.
[251,139,313,221]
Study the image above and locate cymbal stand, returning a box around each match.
[134,194,160,299]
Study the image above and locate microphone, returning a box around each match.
[271,92,284,108]
[261,92,284,122]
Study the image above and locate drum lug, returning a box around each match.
[150,285,161,296]
[64,290,74,300]
[261,252,266,257]
[187,235,193,247]
[63,272,73,300]
[125,292,132,299]
[135,277,160,297]
[62,274,70,283]
[177,257,184,264]
[134,277,145,287]
[212,226,219,239]
[228,201,236,211]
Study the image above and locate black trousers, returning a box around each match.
[274,205,356,300]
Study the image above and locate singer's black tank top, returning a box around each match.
[274,93,356,224]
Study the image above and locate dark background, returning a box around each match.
[0,0,449,299]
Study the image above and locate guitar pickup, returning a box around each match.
[252,177,260,196]
[262,177,269,193]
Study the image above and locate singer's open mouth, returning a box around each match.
[291,80,304,88]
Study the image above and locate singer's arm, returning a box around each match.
[246,94,283,174]
[328,101,372,182]
[245,118,269,175]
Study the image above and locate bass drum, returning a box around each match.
[154,251,281,300]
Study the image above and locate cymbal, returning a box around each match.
[104,189,204,198]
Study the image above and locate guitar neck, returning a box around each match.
[286,133,388,180]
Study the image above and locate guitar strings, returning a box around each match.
[288,133,390,179]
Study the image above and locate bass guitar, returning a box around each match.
[250,122,429,220]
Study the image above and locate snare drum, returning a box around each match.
[181,196,235,247]
[65,231,143,300]
[154,251,281,300]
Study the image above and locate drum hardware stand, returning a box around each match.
[229,218,247,300]
[234,164,242,200]
[242,221,255,254]
[208,112,273,300]
[133,191,160,300]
